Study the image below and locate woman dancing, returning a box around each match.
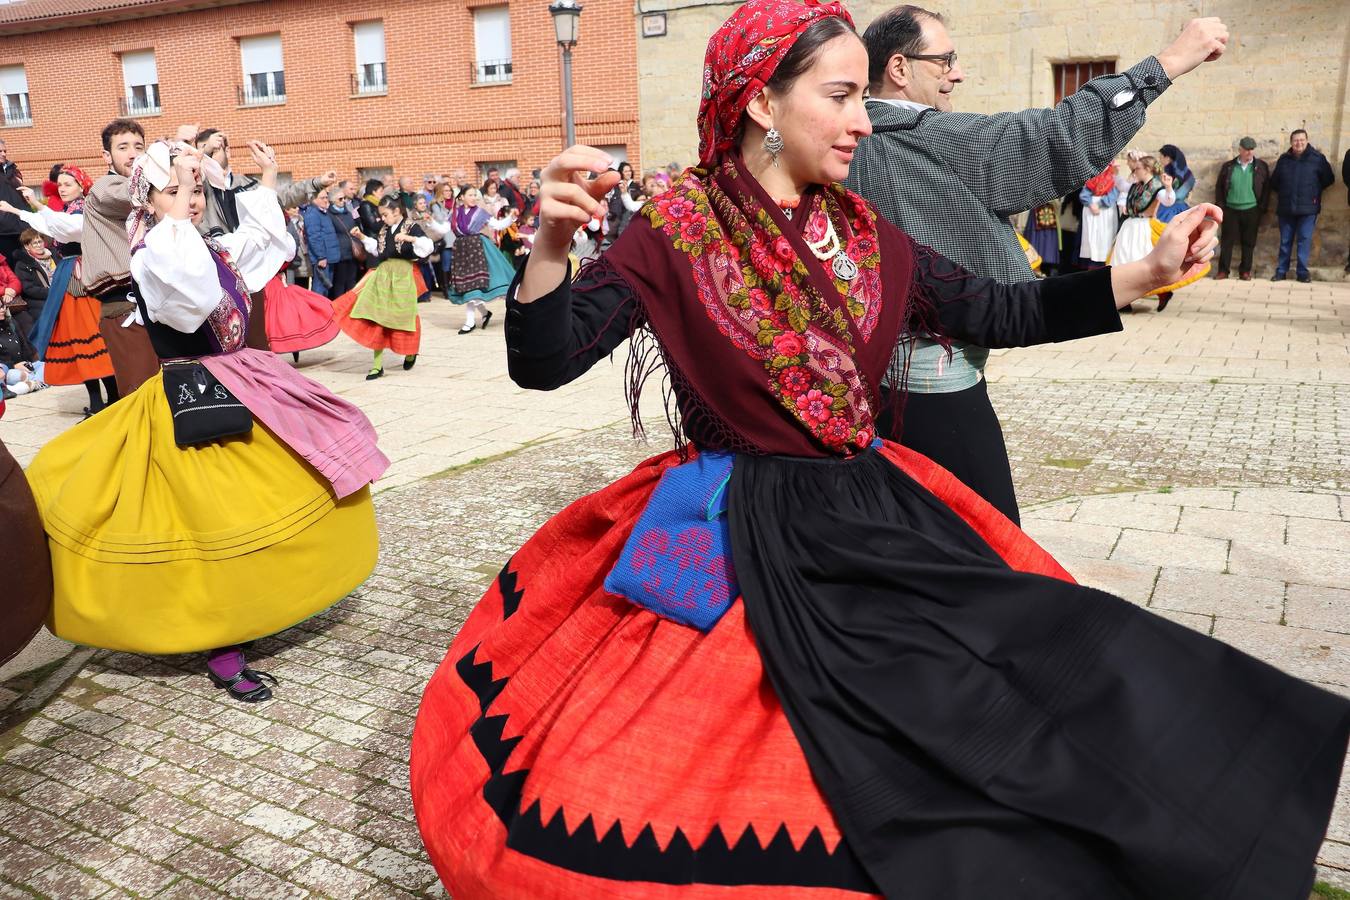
[410,3,1346,897]
[25,140,386,702]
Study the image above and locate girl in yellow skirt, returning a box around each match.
[0,165,119,416]
[25,140,388,702]
[332,197,432,380]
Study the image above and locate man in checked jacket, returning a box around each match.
[846,7,1228,524]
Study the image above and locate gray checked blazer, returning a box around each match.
[845,57,1171,391]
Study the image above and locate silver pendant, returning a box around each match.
[832,252,858,281]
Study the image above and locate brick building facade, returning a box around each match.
[636,0,1350,271]
[0,0,640,188]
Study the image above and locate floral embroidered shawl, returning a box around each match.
[598,154,934,459]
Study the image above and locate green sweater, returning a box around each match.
[1226,162,1257,210]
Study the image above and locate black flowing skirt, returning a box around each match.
[730,449,1349,899]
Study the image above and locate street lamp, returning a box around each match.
[549,0,582,148]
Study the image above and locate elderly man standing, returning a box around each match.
[1214,137,1269,281]
[846,6,1227,523]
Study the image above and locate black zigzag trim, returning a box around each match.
[498,561,523,620]
[454,573,878,891]
[45,334,106,348]
[44,347,110,363]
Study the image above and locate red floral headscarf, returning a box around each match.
[1084,165,1116,197]
[697,0,853,165]
[59,164,94,196]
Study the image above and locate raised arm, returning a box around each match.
[905,204,1221,346]
[216,142,295,292]
[510,145,638,389]
[919,20,1227,217]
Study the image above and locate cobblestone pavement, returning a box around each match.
[1,277,1348,896]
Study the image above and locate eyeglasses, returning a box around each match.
[907,50,958,72]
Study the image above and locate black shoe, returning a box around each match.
[1271,272,1286,282]
[291,351,300,363]
[480,310,494,330]
[208,667,278,703]
[1296,274,1311,283]
[458,324,476,335]
[365,368,384,381]
[402,354,417,371]
[1155,291,1173,312]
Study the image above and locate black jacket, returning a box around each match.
[1214,157,1270,213]
[327,205,356,262]
[0,162,26,238]
[1269,146,1335,217]
[10,252,50,321]
[357,198,382,239]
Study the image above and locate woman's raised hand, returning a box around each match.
[535,146,619,256]
[17,186,36,208]
[1146,203,1221,287]
[172,148,202,184]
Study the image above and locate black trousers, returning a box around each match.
[329,259,358,298]
[1218,206,1261,275]
[875,379,1020,525]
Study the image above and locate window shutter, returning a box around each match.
[354,21,386,66]
[121,50,158,88]
[240,34,284,75]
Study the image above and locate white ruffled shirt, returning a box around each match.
[15,205,84,244]
[131,186,295,335]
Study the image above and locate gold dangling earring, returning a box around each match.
[763,128,784,167]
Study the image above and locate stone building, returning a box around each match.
[0,0,640,188]
[636,0,1349,271]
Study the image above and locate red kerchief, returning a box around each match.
[60,164,94,196]
[697,0,853,165]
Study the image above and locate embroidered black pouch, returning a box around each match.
[161,361,252,446]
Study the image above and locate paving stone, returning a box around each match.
[164,844,248,887]
[1285,583,1350,635]
[1148,609,1214,636]
[1111,529,1230,573]
[238,803,316,840]
[220,868,311,900]
[1149,569,1285,624]
[230,834,314,875]
[1229,540,1347,589]
[1176,506,1286,545]
[1234,489,1342,520]
[22,861,113,897]
[96,854,178,896]
[1073,496,1181,533]
[289,858,380,896]
[1134,488,1236,510]
[1211,619,1350,687]
[1286,516,1350,553]
[356,846,439,891]
[1019,520,1121,560]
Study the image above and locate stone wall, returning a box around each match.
[636,0,1349,271]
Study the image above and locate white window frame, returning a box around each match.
[353,21,387,95]
[0,65,31,127]
[239,34,286,106]
[121,49,161,117]
[472,6,512,85]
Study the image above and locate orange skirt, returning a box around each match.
[411,443,1074,898]
[331,272,422,356]
[43,293,115,385]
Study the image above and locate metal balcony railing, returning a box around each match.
[119,96,161,117]
[238,81,285,107]
[351,71,387,96]
[472,58,512,85]
[2,97,31,127]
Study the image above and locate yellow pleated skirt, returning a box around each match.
[25,372,379,655]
